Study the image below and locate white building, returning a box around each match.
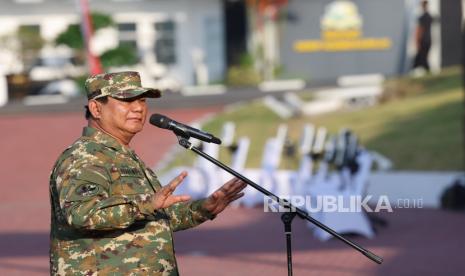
[0,0,226,88]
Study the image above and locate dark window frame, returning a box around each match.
[154,20,177,65]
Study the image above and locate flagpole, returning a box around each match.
[76,0,103,75]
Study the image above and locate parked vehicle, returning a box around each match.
[28,55,86,82]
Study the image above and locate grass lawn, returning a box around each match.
[164,68,464,172]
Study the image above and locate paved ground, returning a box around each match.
[175,207,465,276]
[1,105,465,275]
[0,86,296,115]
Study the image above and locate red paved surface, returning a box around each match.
[175,207,465,275]
[1,106,465,275]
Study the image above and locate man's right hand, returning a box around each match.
[151,171,191,209]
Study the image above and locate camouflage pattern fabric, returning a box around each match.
[49,127,214,275]
[85,71,161,100]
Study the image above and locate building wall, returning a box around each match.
[0,0,225,86]
[279,0,411,82]
[440,0,462,67]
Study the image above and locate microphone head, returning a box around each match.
[149,113,222,144]
[149,113,170,129]
[211,136,222,145]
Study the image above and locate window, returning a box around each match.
[118,23,136,32]
[154,20,177,65]
[119,40,137,50]
[19,24,40,34]
[117,22,138,58]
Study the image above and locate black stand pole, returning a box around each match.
[176,136,383,273]
[281,212,297,276]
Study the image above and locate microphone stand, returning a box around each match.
[176,136,383,275]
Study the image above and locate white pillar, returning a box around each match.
[429,0,442,73]
[263,6,278,81]
[0,66,8,107]
[462,0,465,26]
[192,48,209,85]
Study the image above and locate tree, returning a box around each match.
[55,12,137,70]
[55,24,85,50]
[100,45,138,68]
[17,25,45,69]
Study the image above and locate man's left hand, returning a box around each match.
[203,178,247,215]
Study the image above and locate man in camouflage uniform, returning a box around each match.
[49,71,247,275]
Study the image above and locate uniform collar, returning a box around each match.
[82,126,134,154]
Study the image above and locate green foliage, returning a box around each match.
[168,68,464,171]
[226,66,261,87]
[17,25,44,52]
[238,53,254,67]
[305,86,463,170]
[54,12,137,70]
[17,25,44,67]
[55,24,84,49]
[381,66,462,103]
[100,45,138,68]
[91,12,114,30]
[74,75,89,96]
[226,53,261,87]
[55,12,114,50]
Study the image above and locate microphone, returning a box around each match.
[149,113,222,144]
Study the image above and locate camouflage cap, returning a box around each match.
[85,71,161,100]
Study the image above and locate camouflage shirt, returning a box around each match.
[49,127,214,275]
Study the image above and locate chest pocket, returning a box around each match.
[110,165,154,196]
[144,167,162,190]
